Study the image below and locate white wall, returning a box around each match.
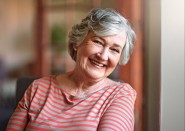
[144,0,184,130]
[144,0,161,130]
[161,0,184,131]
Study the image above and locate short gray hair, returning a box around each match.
[68,8,136,65]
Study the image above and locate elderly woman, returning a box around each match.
[7,8,136,131]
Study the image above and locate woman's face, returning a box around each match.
[75,31,126,81]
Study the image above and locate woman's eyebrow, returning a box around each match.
[91,36,102,40]
[91,36,123,49]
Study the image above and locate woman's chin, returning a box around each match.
[84,71,107,81]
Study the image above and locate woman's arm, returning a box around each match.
[98,84,136,131]
[6,82,36,131]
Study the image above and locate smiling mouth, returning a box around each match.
[89,59,105,68]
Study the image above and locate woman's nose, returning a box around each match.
[97,48,109,61]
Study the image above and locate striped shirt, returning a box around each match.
[7,75,136,131]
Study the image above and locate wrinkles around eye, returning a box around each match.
[110,48,120,54]
[92,40,121,54]
[93,40,103,45]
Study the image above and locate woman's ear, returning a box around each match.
[73,44,78,51]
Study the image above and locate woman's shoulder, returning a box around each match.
[33,75,55,83]
[107,79,137,97]
[118,82,136,95]
[30,75,56,89]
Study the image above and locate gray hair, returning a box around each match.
[68,8,136,65]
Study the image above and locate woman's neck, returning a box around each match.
[68,70,106,90]
[56,71,111,97]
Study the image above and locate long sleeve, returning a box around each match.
[98,84,136,131]
[6,82,36,131]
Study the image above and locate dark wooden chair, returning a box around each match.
[15,77,38,105]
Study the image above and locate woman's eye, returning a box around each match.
[93,40,103,45]
[111,48,120,53]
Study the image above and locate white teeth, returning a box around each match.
[91,60,104,67]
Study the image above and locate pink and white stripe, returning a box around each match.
[7,76,136,131]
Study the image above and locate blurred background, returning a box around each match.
[0,0,184,131]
